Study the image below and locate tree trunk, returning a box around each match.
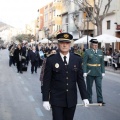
[97,21,102,35]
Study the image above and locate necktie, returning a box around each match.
[63,56,67,65]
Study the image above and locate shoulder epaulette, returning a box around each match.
[47,54,55,57]
[74,53,81,57]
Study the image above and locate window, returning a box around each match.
[65,17,68,23]
[107,21,110,29]
[53,10,56,16]
[45,14,48,22]
[57,25,59,31]
[49,12,52,20]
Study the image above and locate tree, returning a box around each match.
[72,11,86,38]
[15,34,35,43]
[64,0,112,35]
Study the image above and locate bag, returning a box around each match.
[22,63,27,71]
[19,54,22,61]
[22,66,27,71]
[39,51,44,59]
[21,56,26,59]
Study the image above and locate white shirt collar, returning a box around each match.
[60,52,70,64]
[93,49,97,53]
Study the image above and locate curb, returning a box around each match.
[105,67,120,74]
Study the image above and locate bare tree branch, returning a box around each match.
[63,0,112,35]
[101,0,112,21]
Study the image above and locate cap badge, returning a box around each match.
[55,63,59,68]
[64,34,69,38]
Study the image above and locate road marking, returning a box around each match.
[28,95,35,102]
[21,81,24,84]
[24,87,29,92]
[35,108,44,116]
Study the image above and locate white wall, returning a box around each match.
[102,14,116,36]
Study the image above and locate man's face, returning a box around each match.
[58,42,71,53]
[92,43,98,50]
[32,46,36,51]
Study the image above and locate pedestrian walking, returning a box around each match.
[83,39,105,105]
[40,49,57,93]
[9,45,15,66]
[14,44,23,74]
[29,46,39,74]
[42,33,89,120]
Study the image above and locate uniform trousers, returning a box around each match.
[86,75,103,103]
[51,105,76,120]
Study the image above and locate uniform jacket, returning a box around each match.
[42,52,88,108]
[83,49,105,76]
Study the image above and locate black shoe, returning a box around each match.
[89,100,93,104]
[89,101,93,104]
[98,101,105,105]
[20,72,23,74]
[31,72,33,74]
[35,71,37,73]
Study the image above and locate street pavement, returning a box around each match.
[0,49,120,120]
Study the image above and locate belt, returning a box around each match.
[87,64,101,66]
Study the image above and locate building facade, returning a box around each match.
[101,0,120,50]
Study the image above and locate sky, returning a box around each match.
[0,0,53,28]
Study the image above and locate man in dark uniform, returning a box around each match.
[42,33,89,120]
[83,39,105,105]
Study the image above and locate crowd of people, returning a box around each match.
[8,41,120,75]
[8,42,58,74]
[8,41,88,74]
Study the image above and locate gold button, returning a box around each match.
[66,77,68,79]
[66,89,68,91]
[67,83,68,85]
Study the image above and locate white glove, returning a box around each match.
[83,99,89,107]
[43,101,51,111]
[102,73,105,77]
[83,73,87,77]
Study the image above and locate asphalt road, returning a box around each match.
[0,49,120,120]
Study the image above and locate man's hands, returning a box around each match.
[83,73,87,77]
[102,73,105,77]
[43,101,51,111]
[83,99,89,107]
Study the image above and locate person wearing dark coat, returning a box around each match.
[30,46,39,74]
[14,44,23,73]
[42,33,89,120]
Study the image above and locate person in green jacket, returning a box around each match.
[83,39,105,105]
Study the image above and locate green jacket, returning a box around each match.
[83,49,105,76]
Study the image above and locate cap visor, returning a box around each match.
[58,40,71,43]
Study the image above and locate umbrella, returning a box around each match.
[93,34,120,43]
[74,36,93,44]
[39,39,51,43]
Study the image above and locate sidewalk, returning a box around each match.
[105,66,120,74]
